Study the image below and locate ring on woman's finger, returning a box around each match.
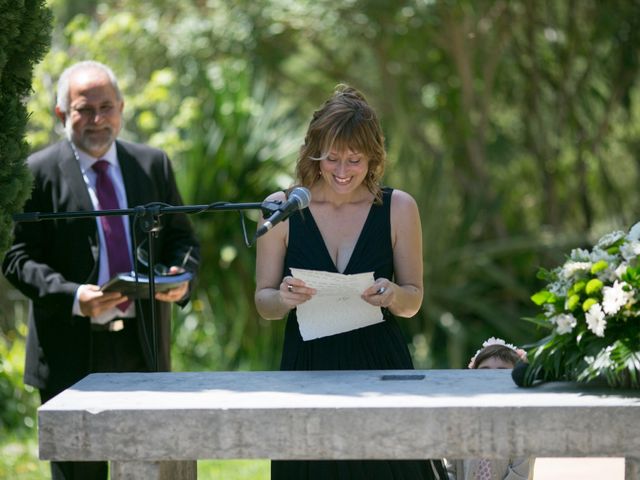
[287,284,294,292]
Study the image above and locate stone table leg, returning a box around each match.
[111,460,197,479]
[627,457,640,480]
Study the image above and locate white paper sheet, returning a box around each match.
[290,268,385,341]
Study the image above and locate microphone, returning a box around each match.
[256,187,311,238]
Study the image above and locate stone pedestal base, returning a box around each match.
[627,457,639,480]
[111,460,196,479]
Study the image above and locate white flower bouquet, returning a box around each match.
[524,222,640,388]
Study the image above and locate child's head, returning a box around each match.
[468,337,527,369]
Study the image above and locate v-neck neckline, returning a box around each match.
[304,202,376,274]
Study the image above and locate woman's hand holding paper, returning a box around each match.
[280,276,316,308]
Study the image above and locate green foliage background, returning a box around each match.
[0,0,51,254]
[0,0,51,436]
[1,0,640,477]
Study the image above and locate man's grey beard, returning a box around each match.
[65,118,115,156]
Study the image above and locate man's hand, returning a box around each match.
[155,266,189,303]
[78,284,128,317]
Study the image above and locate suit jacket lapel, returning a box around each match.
[116,141,144,209]
[58,141,94,212]
[116,141,147,246]
[56,140,100,276]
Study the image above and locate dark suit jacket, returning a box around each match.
[2,139,200,395]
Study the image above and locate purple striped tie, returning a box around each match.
[92,160,132,312]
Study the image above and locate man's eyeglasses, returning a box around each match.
[71,104,117,118]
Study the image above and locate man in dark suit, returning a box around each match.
[2,60,200,480]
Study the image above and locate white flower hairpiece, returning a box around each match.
[468,336,527,368]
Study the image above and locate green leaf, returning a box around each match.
[536,268,554,281]
[521,316,555,329]
[531,290,555,305]
[622,267,640,286]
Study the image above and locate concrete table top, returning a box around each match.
[38,369,640,462]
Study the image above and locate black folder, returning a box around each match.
[100,272,193,299]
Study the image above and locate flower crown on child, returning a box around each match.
[468,337,528,368]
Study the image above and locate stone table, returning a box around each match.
[38,369,640,479]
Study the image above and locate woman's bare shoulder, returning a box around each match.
[390,188,418,209]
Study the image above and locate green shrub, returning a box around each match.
[0,324,39,435]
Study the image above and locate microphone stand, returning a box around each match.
[13,199,281,371]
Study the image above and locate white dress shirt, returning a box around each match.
[71,142,136,323]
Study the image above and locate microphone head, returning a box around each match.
[289,187,311,209]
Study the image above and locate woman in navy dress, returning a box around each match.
[255,84,447,479]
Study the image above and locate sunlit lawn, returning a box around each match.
[0,429,269,480]
[0,431,48,480]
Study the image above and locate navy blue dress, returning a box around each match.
[272,188,447,480]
